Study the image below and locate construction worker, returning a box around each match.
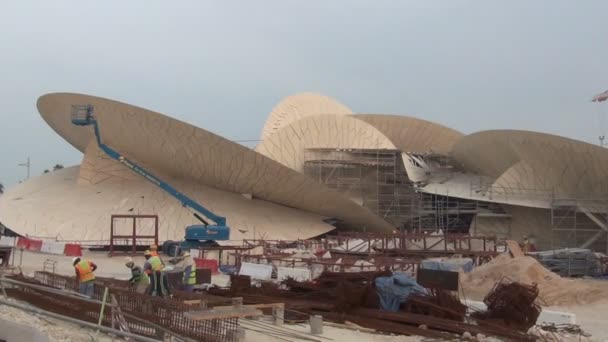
[143,250,170,297]
[522,235,531,253]
[149,245,159,257]
[125,257,149,294]
[73,257,97,297]
[182,252,197,293]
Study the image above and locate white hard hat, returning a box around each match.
[72,257,80,263]
[124,257,133,264]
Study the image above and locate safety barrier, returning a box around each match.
[40,241,65,255]
[63,244,82,257]
[15,237,82,257]
[0,236,16,247]
[194,258,219,274]
[16,237,44,251]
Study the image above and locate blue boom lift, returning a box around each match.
[70,105,230,255]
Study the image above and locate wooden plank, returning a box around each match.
[185,307,263,320]
[212,303,285,310]
[506,240,524,257]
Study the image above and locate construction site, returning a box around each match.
[1,90,608,342]
[3,2,608,341]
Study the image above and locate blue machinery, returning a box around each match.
[71,105,230,253]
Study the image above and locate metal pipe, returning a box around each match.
[0,297,160,342]
[96,287,109,341]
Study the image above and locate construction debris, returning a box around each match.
[528,248,601,277]
[472,281,541,332]
[529,323,593,342]
[208,270,536,341]
[3,272,243,342]
[461,253,608,305]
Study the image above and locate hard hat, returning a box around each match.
[72,257,80,264]
[150,245,158,250]
[124,257,134,264]
[183,252,190,257]
[144,250,151,256]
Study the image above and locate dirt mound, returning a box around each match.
[461,253,608,306]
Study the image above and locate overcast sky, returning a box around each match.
[1,1,607,187]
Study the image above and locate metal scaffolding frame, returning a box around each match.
[551,198,608,253]
[303,148,509,233]
[304,148,414,229]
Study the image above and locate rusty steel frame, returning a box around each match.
[109,214,159,256]
[331,232,502,256]
[19,271,239,341]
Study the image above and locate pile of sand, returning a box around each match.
[461,253,608,306]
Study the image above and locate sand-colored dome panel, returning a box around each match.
[256,114,397,171]
[0,167,337,241]
[37,93,393,232]
[353,114,464,154]
[260,93,353,141]
[453,130,608,198]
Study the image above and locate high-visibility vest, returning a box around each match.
[76,260,95,283]
[184,263,197,285]
[131,266,149,285]
[149,256,163,272]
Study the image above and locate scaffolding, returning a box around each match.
[304,148,414,229]
[303,149,508,233]
[551,198,608,253]
[414,192,509,233]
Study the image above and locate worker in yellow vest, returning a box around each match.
[73,257,97,297]
[182,252,197,293]
[143,250,169,296]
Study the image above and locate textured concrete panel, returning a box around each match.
[452,130,608,199]
[0,167,337,241]
[354,114,463,154]
[260,93,352,141]
[36,93,394,232]
[256,114,396,171]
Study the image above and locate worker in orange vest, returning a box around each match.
[73,257,97,297]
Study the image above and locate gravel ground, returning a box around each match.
[0,298,122,342]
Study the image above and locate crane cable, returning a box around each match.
[592,90,608,147]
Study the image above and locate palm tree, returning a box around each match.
[0,182,4,194]
[43,169,50,174]
[52,164,64,171]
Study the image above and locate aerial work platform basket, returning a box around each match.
[70,104,95,125]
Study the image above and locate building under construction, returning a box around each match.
[303,148,505,234]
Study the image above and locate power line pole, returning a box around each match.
[18,157,30,180]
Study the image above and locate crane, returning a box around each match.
[70,105,230,254]
[593,90,608,147]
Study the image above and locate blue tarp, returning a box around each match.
[375,272,427,312]
[421,257,474,273]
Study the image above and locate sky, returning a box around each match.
[0,0,607,187]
